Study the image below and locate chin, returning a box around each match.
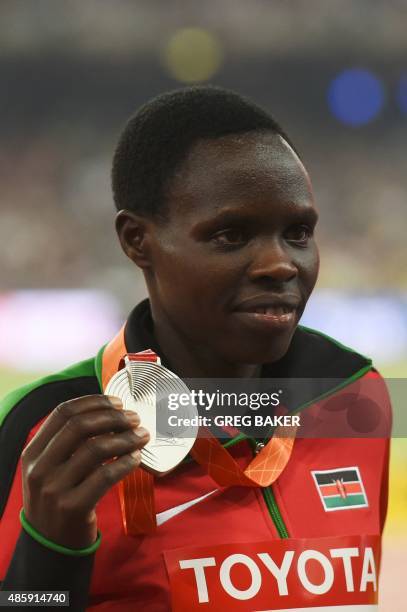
[226,330,295,367]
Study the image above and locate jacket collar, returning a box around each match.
[123,298,372,381]
[95,298,373,439]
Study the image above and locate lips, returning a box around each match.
[234,294,301,314]
[232,294,301,332]
[248,305,294,315]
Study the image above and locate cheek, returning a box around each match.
[301,244,320,290]
[156,248,241,311]
[155,251,215,302]
[312,242,320,273]
[304,251,319,297]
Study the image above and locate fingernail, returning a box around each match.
[134,427,149,439]
[131,449,141,460]
[107,396,122,409]
[124,410,140,425]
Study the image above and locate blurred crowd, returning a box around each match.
[1,1,406,58]
[1,131,405,307]
[0,0,406,312]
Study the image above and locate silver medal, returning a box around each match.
[105,356,198,475]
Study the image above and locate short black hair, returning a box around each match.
[112,86,298,219]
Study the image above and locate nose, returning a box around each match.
[247,239,298,283]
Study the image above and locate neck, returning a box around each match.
[150,306,261,379]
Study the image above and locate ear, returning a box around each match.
[115,209,152,270]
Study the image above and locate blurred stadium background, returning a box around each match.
[0,1,406,608]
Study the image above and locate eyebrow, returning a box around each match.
[284,204,319,224]
[192,204,319,234]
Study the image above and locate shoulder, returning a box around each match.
[0,357,100,431]
[266,325,392,419]
[287,326,392,434]
[280,325,373,379]
[0,357,100,518]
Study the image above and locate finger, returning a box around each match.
[71,451,145,511]
[25,395,123,458]
[33,408,141,471]
[56,427,149,487]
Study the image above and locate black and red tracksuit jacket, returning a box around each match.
[0,300,391,611]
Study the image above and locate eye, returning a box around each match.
[284,224,313,245]
[211,228,249,248]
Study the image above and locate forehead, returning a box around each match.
[167,132,314,218]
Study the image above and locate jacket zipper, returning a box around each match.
[262,485,289,538]
[183,434,290,539]
[228,436,290,539]
[186,433,290,537]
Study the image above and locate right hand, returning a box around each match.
[21,395,149,549]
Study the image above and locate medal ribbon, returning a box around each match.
[190,425,296,487]
[101,327,157,536]
[101,328,296,534]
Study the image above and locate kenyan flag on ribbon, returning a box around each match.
[312,467,368,511]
